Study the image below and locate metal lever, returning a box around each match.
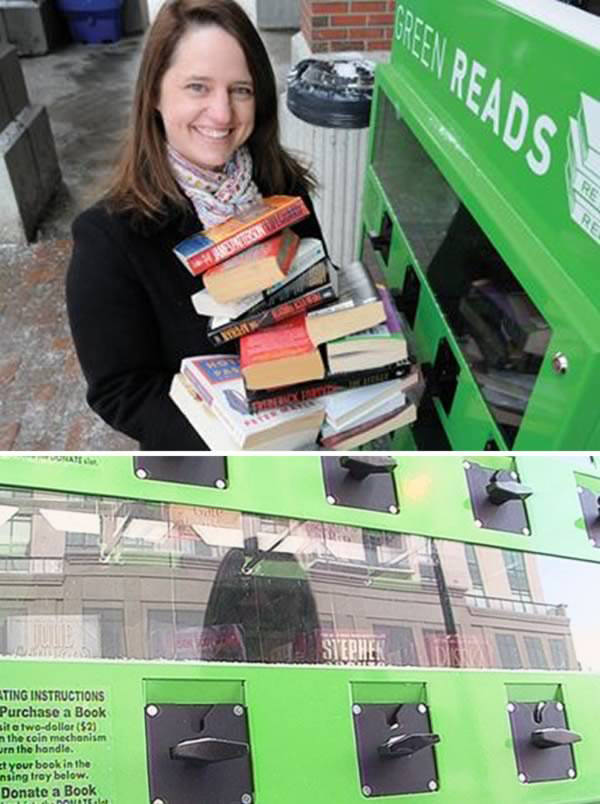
[340,456,397,481]
[531,728,582,749]
[170,737,249,765]
[486,471,533,505]
[378,732,440,758]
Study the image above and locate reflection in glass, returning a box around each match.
[0,486,598,671]
[372,93,552,445]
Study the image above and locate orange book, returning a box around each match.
[174,195,310,276]
[203,228,300,303]
[240,314,325,390]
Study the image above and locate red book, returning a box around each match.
[203,229,300,303]
[174,195,310,276]
[240,314,325,390]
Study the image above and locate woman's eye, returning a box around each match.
[232,86,254,97]
[187,83,208,93]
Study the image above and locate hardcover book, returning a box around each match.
[202,228,300,303]
[174,195,310,276]
[244,361,417,413]
[239,314,325,390]
[178,355,325,449]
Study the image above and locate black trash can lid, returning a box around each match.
[286,58,375,129]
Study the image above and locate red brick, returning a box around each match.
[331,13,367,25]
[0,421,20,450]
[367,12,394,24]
[312,41,330,52]
[312,2,349,12]
[313,15,330,26]
[367,39,391,50]
[349,26,384,38]
[351,0,386,10]
[331,39,365,50]
[315,27,349,38]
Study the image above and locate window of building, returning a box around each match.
[523,635,548,669]
[502,550,532,601]
[549,637,569,670]
[465,543,484,592]
[373,624,419,666]
[0,515,31,572]
[83,607,125,659]
[495,633,523,669]
[147,609,205,660]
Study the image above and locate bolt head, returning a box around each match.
[215,478,227,489]
[135,467,148,479]
[326,495,337,505]
[555,701,564,711]
[518,773,527,784]
[362,785,372,797]
[522,527,530,536]
[507,703,516,713]
[388,504,399,514]
[510,471,518,480]
[428,780,438,791]
[146,705,159,718]
[552,352,569,375]
[241,794,253,804]
[577,486,583,494]
[352,704,362,715]
[463,461,471,470]
[474,519,483,528]
[233,705,244,717]
[152,799,165,804]
[417,703,428,714]
[567,768,576,779]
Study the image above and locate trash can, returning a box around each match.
[281,57,375,267]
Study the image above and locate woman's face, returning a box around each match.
[157,24,256,171]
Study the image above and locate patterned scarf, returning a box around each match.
[167,143,262,228]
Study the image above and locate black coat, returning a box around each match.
[66,193,324,450]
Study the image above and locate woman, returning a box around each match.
[66,0,322,450]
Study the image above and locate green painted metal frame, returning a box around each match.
[360,0,600,449]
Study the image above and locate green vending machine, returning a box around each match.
[1,454,600,802]
[361,0,600,450]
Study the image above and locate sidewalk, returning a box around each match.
[0,27,295,450]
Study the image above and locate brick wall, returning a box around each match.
[301,0,396,53]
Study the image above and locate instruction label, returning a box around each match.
[0,688,113,803]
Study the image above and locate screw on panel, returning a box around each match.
[352,704,362,715]
[463,461,471,470]
[417,704,428,714]
[474,519,483,528]
[135,467,148,479]
[215,478,227,489]
[146,705,159,717]
[241,795,253,804]
[428,780,438,791]
[518,773,527,784]
[555,701,564,711]
[510,471,518,480]
[233,705,244,717]
[568,768,576,779]
[362,785,372,797]
[152,799,166,804]
[577,486,584,494]
[326,495,337,505]
[388,504,399,514]
[552,352,569,375]
[522,527,530,536]
[507,703,516,713]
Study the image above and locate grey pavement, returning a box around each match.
[0,27,295,450]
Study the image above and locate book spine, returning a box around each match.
[569,165,600,216]
[569,190,600,245]
[246,363,412,413]
[208,285,337,346]
[187,199,309,275]
[181,365,213,406]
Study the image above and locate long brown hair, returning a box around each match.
[107,0,314,219]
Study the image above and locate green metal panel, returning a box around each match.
[361,0,600,449]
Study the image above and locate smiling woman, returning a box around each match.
[65,0,323,450]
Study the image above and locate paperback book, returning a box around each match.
[319,401,417,451]
[174,195,310,276]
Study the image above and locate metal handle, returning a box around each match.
[486,471,533,505]
[531,728,582,749]
[170,737,249,764]
[378,732,440,758]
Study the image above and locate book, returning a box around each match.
[174,195,310,276]
[202,228,300,303]
[567,117,600,216]
[320,401,417,450]
[323,379,411,431]
[239,314,325,390]
[578,93,600,176]
[325,285,408,373]
[303,260,385,346]
[178,355,325,449]
[245,361,417,413]
[568,184,600,246]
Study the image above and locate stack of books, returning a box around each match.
[567,93,600,245]
[170,195,419,449]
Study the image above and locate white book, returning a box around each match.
[169,374,322,451]
[323,403,417,451]
[579,93,600,174]
[567,117,600,216]
[322,390,406,437]
[190,237,326,318]
[568,186,600,246]
[323,377,413,430]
